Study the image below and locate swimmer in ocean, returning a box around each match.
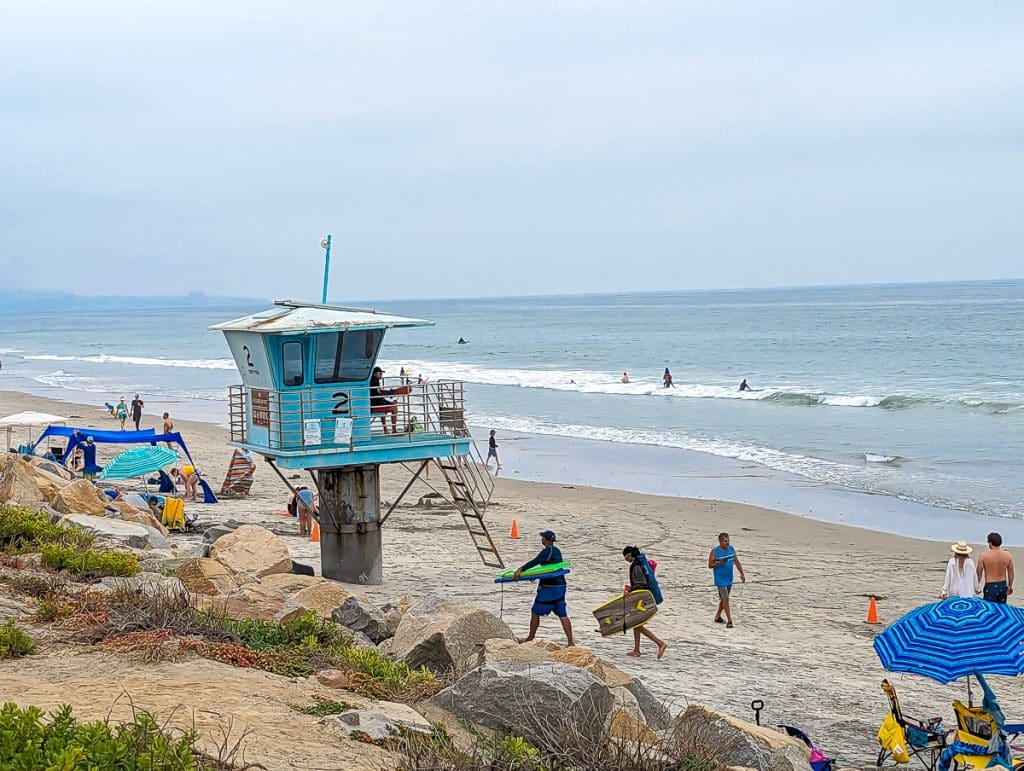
[457,337,468,344]
[663,367,674,388]
[739,378,751,391]
[620,372,630,384]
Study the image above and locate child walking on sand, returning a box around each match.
[622,546,668,659]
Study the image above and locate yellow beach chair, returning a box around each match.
[876,679,948,770]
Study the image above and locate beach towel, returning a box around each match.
[162,498,186,532]
[219,449,256,496]
[637,553,663,604]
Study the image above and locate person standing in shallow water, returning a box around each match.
[622,546,668,659]
[514,530,574,647]
[663,368,674,388]
[708,532,745,627]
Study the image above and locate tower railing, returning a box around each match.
[227,379,470,453]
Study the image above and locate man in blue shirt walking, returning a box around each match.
[708,532,746,628]
[514,530,575,646]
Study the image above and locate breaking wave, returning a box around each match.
[25,353,235,370]
[383,359,1023,414]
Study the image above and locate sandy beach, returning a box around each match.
[1,387,1021,764]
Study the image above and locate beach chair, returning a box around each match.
[780,725,833,771]
[936,701,1024,771]
[219,449,255,497]
[877,679,949,770]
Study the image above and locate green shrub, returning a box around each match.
[0,702,243,770]
[0,505,94,553]
[198,609,345,650]
[0,619,37,658]
[40,544,140,579]
[293,697,354,716]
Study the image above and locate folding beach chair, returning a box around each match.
[877,679,949,770]
[219,449,255,497]
[938,701,1024,771]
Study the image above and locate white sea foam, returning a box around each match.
[33,370,111,394]
[864,453,902,464]
[25,354,235,370]
[0,348,23,354]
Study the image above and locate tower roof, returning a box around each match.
[208,300,432,334]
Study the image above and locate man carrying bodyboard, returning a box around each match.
[514,530,575,647]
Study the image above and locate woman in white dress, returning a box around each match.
[940,541,980,599]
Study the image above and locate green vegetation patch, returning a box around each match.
[0,702,254,770]
[40,544,140,580]
[0,619,37,659]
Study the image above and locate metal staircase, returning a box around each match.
[436,441,504,568]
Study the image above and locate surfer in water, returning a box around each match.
[514,530,575,647]
[739,378,751,392]
[663,368,674,388]
[457,337,468,344]
[623,546,668,659]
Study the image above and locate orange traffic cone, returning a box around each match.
[866,595,879,624]
[509,519,520,539]
[310,521,320,543]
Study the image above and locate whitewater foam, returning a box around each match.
[25,354,235,370]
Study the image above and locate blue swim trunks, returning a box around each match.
[984,581,1008,604]
[532,584,568,618]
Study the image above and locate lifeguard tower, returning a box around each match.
[209,300,502,584]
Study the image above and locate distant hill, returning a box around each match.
[0,290,267,312]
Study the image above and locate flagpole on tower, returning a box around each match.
[320,235,332,304]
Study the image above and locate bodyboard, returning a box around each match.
[592,589,658,636]
[496,561,570,580]
[494,568,570,584]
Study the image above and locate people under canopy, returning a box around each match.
[32,424,218,503]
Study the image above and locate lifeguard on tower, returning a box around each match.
[209,300,501,584]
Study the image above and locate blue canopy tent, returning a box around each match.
[31,425,217,503]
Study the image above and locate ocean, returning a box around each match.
[1,280,1021,525]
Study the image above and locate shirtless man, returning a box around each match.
[976,531,1014,604]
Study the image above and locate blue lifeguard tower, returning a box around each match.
[210,300,502,583]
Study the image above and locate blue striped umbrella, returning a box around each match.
[873,597,1024,683]
[98,446,180,481]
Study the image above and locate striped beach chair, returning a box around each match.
[219,449,256,497]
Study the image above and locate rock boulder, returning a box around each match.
[279,580,350,622]
[333,702,433,741]
[203,584,286,621]
[673,705,810,771]
[431,659,615,752]
[52,480,110,516]
[0,456,46,507]
[209,524,291,577]
[177,558,241,596]
[332,595,393,644]
[391,596,513,672]
[60,514,161,549]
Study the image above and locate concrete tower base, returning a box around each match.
[317,465,383,584]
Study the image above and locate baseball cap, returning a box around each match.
[539,530,557,541]
[373,366,384,373]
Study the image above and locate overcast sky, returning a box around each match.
[1,1,1021,300]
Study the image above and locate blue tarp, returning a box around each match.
[32,424,217,503]
[33,427,195,480]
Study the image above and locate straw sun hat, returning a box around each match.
[951,541,973,555]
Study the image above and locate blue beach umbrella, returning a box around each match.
[873,597,1024,684]
[98,446,180,481]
